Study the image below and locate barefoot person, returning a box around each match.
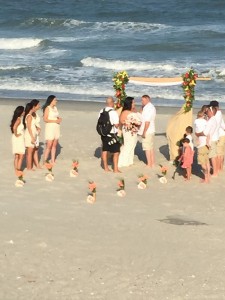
[138,95,156,167]
[196,106,218,178]
[42,95,62,164]
[179,138,194,181]
[30,99,42,169]
[10,106,25,172]
[98,97,120,172]
[209,101,225,172]
[23,103,37,170]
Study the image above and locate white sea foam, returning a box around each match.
[219,69,225,76]
[51,37,78,43]
[0,65,26,70]
[91,21,169,33]
[64,19,170,33]
[0,38,43,50]
[65,19,88,27]
[0,77,222,103]
[0,78,110,96]
[43,48,68,57]
[81,57,176,72]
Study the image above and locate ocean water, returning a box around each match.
[0,0,225,107]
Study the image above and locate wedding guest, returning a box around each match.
[179,138,194,181]
[118,97,141,168]
[194,111,208,147]
[98,97,120,172]
[196,106,218,177]
[184,126,194,150]
[138,95,156,167]
[30,99,42,169]
[10,106,25,172]
[23,103,37,170]
[209,101,225,172]
[201,105,209,119]
[42,95,62,164]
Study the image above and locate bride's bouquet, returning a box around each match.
[124,113,141,135]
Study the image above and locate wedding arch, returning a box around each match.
[113,69,211,161]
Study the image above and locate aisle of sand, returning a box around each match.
[1,99,225,300]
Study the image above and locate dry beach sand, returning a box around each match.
[1,99,225,300]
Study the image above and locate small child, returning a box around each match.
[176,126,193,162]
[179,138,194,180]
[184,126,194,150]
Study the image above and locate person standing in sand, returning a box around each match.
[98,97,120,172]
[138,95,156,167]
[209,101,225,172]
[23,103,37,170]
[30,99,42,169]
[118,97,141,168]
[179,138,194,181]
[42,95,62,164]
[10,106,25,172]
[196,106,218,178]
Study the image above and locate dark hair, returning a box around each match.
[30,99,40,117]
[182,137,190,144]
[23,103,33,129]
[186,126,193,134]
[209,100,219,108]
[42,95,56,113]
[10,106,24,133]
[122,97,134,112]
[30,99,40,108]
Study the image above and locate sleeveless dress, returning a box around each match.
[118,112,140,168]
[45,106,60,141]
[34,112,41,147]
[12,118,25,154]
[24,113,37,148]
[181,146,194,168]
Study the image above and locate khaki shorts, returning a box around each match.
[197,145,209,166]
[142,133,154,151]
[208,141,217,159]
[217,136,225,156]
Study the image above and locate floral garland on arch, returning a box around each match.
[182,68,198,112]
[113,71,129,108]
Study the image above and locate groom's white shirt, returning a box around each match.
[138,102,156,135]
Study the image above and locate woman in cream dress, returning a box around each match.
[42,95,62,164]
[118,97,141,168]
[10,106,25,172]
[24,103,37,170]
[30,99,42,168]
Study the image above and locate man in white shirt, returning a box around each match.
[209,101,225,171]
[139,95,156,167]
[194,111,210,183]
[196,105,218,177]
[98,97,120,172]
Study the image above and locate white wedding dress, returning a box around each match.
[118,125,138,168]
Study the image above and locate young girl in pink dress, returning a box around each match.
[179,137,194,181]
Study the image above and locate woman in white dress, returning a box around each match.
[42,95,62,164]
[10,106,25,172]
[118,97,141,168]
[30,99,42,168]
[23,103,37,170]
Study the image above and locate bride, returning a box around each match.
[118,97,141,168]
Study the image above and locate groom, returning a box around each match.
[139,95,156,167]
